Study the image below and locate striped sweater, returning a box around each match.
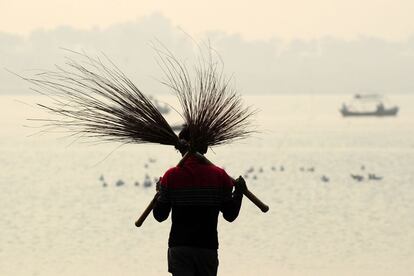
[153,155,243,249]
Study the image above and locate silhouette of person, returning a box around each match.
[153,126,245,276]
[377,102,384,111]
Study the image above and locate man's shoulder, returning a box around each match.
[162,166,179,178]
[207,164,227,175]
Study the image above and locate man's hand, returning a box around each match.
[234,176,247,195]
[156,177,162,192]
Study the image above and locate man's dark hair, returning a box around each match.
[176,125,208,155]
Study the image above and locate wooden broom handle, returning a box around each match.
[135,192,159,227]
[135,152,192,227]
[192,152,269,213]
[243,188,269,213]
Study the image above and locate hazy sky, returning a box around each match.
[2,1,414,95]
[1,0,414,40]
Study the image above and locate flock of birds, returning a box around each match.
[100,158,158,188]
[99,160,383,188]
[242,164,383,183]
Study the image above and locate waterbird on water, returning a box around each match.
[99,174,107,187]
[143,174,152,187]
[116,179,125,187]
[368,174,383,180]
[321,175,330,182]
[351,174,364,182]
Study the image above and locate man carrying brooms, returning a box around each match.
[153,126,246,276]
[20,45,268,276]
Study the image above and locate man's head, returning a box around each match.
[176,125,208,155]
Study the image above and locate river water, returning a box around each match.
[1,94,413,276]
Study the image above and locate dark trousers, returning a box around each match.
[168,246,218,276]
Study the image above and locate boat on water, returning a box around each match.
[149,96,170,114]
[341,103,399,117]
[154,101,170,114]
[340,94,399,117]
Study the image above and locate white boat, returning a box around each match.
[149,96,170,114]
[340,94,399,117]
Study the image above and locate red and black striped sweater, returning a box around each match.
[153,155,243,250]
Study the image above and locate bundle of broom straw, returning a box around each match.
[20,45,268,227]
[22,46,254,150]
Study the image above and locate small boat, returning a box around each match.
[149,96,170,114]
[340,94,399,117]
[341,104,398,117]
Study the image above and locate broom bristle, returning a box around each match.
[23,45,255,151]
[22,50,178,146]
[154,42,256,149]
